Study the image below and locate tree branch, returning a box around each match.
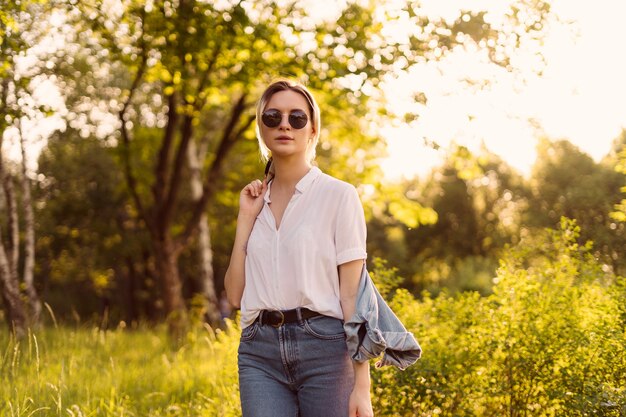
[175,94,253,250]
[118,10,151,233]
[152,93,178,215]
[2,172,19,280]
[159,111,193,234]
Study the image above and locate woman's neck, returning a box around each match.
[271,158,312,190]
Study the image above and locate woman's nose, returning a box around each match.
[278,114,291,129]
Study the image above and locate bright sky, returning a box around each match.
[380,0,626,179]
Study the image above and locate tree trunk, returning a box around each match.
[153,237,187,339]
[141,249,158,320]
[0,240,27,338]
[3,174,19,281]
[0,156,26,337]
[124,256,138,324]
[187,139,220,325]
[20,132,42,325]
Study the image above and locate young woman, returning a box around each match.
[224,79,374,417]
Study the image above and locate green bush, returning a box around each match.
[373,218,626,416]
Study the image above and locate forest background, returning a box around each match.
[1,0,625,416]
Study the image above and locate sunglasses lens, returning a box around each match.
[261,110,282,128]
[288,110,308,129]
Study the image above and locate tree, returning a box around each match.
[0,0,60,334]
[56,0,554,334]
[64,0,406,332]
[36,129,155,324]
[382,145,530,295]
[0,157,27,336]
[527,138,626,274]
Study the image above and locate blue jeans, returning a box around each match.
[238,314,355,417]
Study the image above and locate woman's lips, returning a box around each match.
[275,135,293,141]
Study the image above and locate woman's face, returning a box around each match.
[260,90,315,162]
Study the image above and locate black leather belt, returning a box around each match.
[256,308,321,328]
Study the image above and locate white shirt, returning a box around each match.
[240,166,367,327]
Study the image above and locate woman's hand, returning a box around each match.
[239,177,268,218]
[349,382,373,417]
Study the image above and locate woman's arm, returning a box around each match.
[224,178,267,308]
[339,259,374,417]
[224,213,255,308]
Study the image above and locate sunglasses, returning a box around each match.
[261,109,309,129]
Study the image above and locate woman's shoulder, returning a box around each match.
[317,171,358,197]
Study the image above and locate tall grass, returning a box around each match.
[0,321,241,416]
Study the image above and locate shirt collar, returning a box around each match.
[264,166,321,203]
[296,166,322,194]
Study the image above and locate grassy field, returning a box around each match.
[1,322,242,417]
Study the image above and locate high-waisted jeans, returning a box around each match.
[238,315,355,417]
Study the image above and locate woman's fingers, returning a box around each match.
[243,179,263,198]
[252,179,262,197]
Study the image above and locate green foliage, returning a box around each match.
[373,219,626,416]
[35,129,155,322]
[369,257,404,300]
[415,255,500,295]
[397,148,526,295]
[527,139,626,274]
[378,138,626,298]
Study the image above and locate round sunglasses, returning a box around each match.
[261,109,309,130]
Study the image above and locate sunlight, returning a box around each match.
[380,0,626,179]
[379,125,442,179]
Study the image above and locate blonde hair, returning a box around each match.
[255,79,321,166]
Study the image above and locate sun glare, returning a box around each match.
[380,0,626,180]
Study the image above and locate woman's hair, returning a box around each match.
[255,79,321,165]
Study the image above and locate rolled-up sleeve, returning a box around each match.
[335,186,367,265]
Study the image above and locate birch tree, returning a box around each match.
[0,153,27,337]
[19,122,42,324]
[0,0,61,332]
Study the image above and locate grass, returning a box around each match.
[0,321,242,417]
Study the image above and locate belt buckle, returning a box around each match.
[271,310,285,328]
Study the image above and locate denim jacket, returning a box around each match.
[344,265,422,370]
